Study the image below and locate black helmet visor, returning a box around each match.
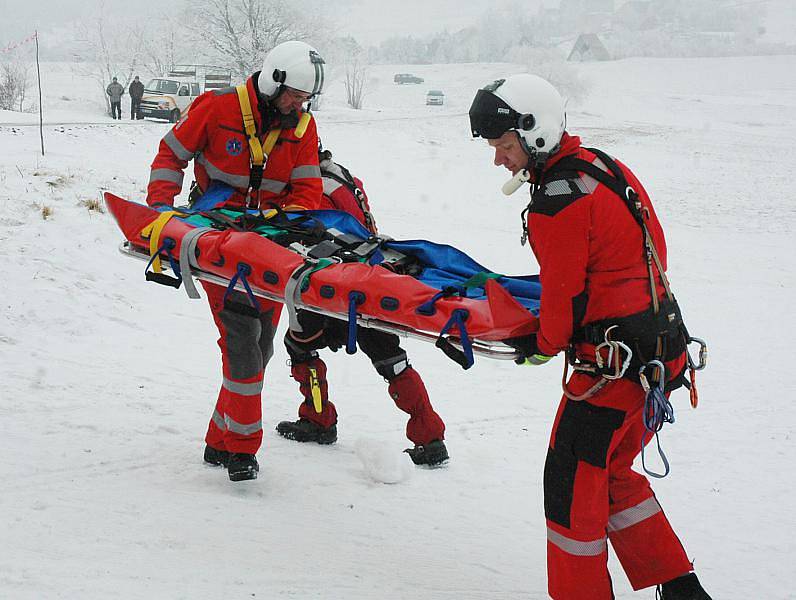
[469,88,523,139]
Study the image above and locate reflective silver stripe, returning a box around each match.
[291,165,321,180]
[149,168,184,187]
[322,178,342,195]
[164,129,194,161]
[224,415,262,436]
[259,178,287,193]
[547,528,607,557]
[213,87,237,96]
[212,409,226,431]
[197,153,250,188]
[373,354,408,377]
[545,180,572,196]
[607,497,662,533]
[222,377,263,396]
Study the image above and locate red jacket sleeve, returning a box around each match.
[145,93,213,206]
[282,116,322,211]
[528,196,591,357]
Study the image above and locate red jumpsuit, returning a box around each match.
[146,73,322,455]
[527,134,693,598]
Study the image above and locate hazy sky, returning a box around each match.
[2,0,794,53]
[0,0,498,49]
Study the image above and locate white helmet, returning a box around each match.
[260,40,325,99]
[469,74,566,159]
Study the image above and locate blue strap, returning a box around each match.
[437,309,474,369]
[145,238,181,280]
[223,263,261,313]
[346,291,365,354]
[416,285,465,316]
[640,364,675,479]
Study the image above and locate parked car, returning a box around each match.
[426,90,445,105]
[139,66,231,123]
[394,73,424,84]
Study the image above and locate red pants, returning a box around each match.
[202,281,282,455]
[544,372,692,599]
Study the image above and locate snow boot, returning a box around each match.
[276,419,338,444]
[656,573,712,600]
[404,439,449,466]
[280,358,338,443]
[204,444,230,467]
[227,453,259,482]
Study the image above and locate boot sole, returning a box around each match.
[277,430,337,445]
[228,469,258,482]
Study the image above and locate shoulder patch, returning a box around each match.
[530,177,588,217]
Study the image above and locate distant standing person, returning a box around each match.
[106,77,124,120]
[129,75,144,120]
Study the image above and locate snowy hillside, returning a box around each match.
[1,56,795,599]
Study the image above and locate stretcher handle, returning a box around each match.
[145,271,183,289]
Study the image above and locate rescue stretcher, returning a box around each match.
[106,190,541,367]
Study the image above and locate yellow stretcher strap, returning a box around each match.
[140,211,184,273]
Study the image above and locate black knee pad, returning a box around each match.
[544,400,625,528]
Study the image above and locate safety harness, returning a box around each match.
[530,147,708,477]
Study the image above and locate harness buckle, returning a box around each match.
[594,325,632,380]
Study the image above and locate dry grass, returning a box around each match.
[79,198,105,213]
[40,205,53,220]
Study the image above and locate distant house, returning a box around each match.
[568,33,612,61]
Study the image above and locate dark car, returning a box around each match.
[394,73,424,84]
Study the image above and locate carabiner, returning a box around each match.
[638,359,666,394]
[595,325,632,380]
[686,336,708,371]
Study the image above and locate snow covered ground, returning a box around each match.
[1,56,795,599]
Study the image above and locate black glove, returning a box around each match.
[503,334,554,366]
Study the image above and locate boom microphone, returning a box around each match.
[502,169,530,196]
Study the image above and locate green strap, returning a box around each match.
[461,271,502,288]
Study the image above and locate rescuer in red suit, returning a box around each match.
[275,148,449,467]
[145,41,326,482]
[469,74,712,600]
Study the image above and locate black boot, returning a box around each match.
[404,439,449,466]
[657,573,712,600]
[203,444,230,467]
[276,419,337,444]
[227,453,259,481]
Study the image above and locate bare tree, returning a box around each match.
[74,1,148,114]
[185,0,327,79]
[0,61,29,111]
[344,53,368,110]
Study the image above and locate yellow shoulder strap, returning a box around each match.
[294,112,312,139]
[140,210,184,273]
[236,85,265,167]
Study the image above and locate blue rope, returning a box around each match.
[346,291,365,354]
[439,309,474,368]
[640,361,675,479]
[223,263,261,313]
[416,286,464,316]
[145,238,181,279]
